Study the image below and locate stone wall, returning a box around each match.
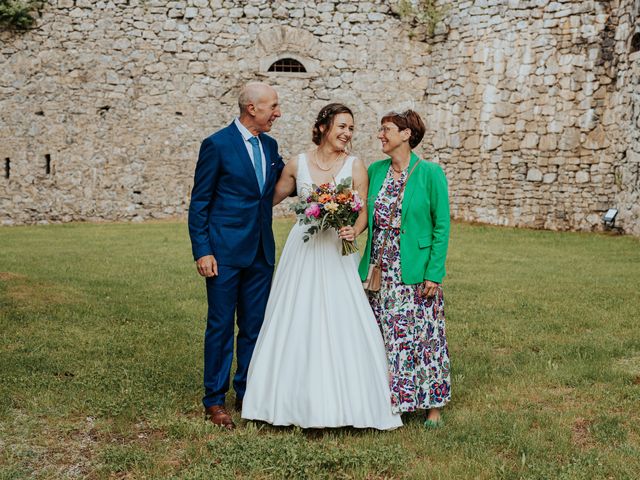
[618,2,640,235]
[0,0,428,224]
[422,0,639,234]
[1,0,639,235]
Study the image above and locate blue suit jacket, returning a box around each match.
[188,122,285,267]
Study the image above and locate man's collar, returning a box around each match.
[234,117,254,141]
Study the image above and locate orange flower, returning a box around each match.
[335,193,349,203]
[318,193,332,203]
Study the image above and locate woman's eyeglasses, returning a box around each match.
[378,126,400,134]
[378,110,411,134]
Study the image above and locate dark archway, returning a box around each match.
[630,32,640,54]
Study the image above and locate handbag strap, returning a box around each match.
[375,160,421,268]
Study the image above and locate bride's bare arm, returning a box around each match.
[273,157,298,206]
[351,157,369,237]
[338,157,369,242]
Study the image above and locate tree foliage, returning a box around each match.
[0,0,42,30]
[393,0,449,38]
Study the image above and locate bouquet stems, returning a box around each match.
[341,239,358,256]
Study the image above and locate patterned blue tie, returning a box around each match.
[248,136,264,192]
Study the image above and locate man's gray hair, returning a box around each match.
[238,82,272,114]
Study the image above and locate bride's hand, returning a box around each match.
[339,226,356,242]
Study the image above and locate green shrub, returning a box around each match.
[393,0,449,38]
[0,0,42,30]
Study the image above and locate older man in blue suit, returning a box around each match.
[188,82,284,429]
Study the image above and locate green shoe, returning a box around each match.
[423,418,444,429]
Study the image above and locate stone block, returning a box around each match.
[463,135,481,150]
[575,171,590,183]
[112,38,131,50]
[547,120,563,134]
[559,128,580,151]
[244,6,260,17]
[583,126,609,150]
[539,134,557,151]
[188,62,206,73]
[484,135,502,151]
[488,117,505,135]
[494,102,514,118]
[273,6,288,18]
[521,132,539,149]
[627,149,640,164]
[326,77,342,89]
[503,140,519,151]
[163,41,178,52]
[559,89,576,101]
[482,84,500,104]
[527,168,543,182]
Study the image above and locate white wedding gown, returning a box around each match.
[242,154,402,430]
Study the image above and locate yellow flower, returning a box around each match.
[324,202,339,213]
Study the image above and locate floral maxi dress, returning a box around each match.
[368,167,451,413]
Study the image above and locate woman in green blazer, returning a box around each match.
[343,110,451,427]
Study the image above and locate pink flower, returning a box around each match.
[351,192,363,212]
[305,203,321,218]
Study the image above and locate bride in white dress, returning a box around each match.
[242,103,402,430]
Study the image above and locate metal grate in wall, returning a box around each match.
[268,58,306,73]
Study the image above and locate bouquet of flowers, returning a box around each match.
[292,177,363,255]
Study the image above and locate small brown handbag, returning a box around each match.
[362,263,382,292]
[363,161,420,293]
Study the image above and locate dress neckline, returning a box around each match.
[303,152,352,186]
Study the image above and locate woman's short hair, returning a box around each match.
[312,103,354,146]
[380,110,426,149]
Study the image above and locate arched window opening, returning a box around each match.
[4,158,9,179]
[631,32,640,54]
[45,154,51,175]
[268,58,307,73]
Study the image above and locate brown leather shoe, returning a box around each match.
[205,405,235,430]
[234,397,243,412]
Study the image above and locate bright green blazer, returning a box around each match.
[358,152,450,284]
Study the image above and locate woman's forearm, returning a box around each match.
[353,208,368,237]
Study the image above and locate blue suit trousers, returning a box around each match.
[202,244,273,408]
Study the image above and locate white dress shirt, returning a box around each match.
[234,118,267,178]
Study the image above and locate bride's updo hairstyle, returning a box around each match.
[380,109,426,149]
[312,103,354,146]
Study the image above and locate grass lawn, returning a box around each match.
[1,218,639,479]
